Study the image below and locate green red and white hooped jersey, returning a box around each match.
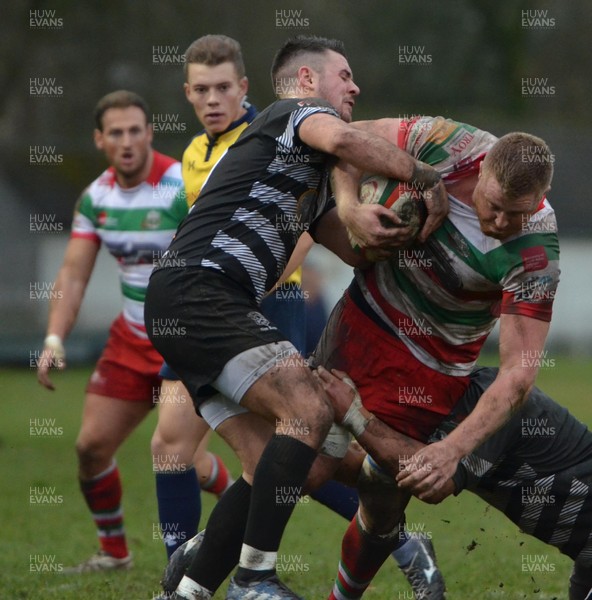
[355,116,560,377]
[71,151,187,337]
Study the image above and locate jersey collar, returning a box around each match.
[204,103,258,144]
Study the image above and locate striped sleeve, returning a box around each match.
[292,102,339,130]
[71,191,101,244]
[401,116,496,180]
[500,227,560,322]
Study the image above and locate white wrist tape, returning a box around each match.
[341,376,372,437]
[44,334,65,361]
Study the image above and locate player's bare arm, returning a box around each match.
[330,161,416,254]
[348,118,402,143]
[274,233,314,288]
[348,117,449,242]
[299,112,442,187]
[300,114,447,243]
[397,313,551,500]
[314,366,455,503]
[312,207,370,267]
[37,237,100,390]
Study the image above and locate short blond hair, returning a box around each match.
[483,132,554,200]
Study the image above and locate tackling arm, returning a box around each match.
[299,114,448,243]
[315,366,455,504]
[396,313,551,500]
[330,161,417,252]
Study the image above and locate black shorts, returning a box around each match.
[145,267,291,406]
[157,281,307,383]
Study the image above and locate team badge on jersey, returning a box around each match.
[142,210,162,230]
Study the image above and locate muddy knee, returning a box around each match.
[357,455,410,534]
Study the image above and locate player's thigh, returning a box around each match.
[77,393,152,454]
[334,442,367,487]
[194,420,212,455]
[192,423,213,469]
[216,411,274,482]
[240,361,333,448]
[153,380,207,461]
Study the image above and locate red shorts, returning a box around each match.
[86,314,163,402]
[314,292,470,443]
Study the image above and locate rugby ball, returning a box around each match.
[349,174,427,259]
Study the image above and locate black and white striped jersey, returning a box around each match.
[164,98,339,302]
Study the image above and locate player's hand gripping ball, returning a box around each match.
[349,175,427,261]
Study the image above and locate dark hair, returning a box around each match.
[271,35,347,88]
[483,132,554,200]
[94,90,150,131]
[184,34,245,79]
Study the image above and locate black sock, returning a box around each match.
[235,434,317,583]
[186,476,251,592]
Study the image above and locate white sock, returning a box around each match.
[239,543,277,571]
[176,575,213,600]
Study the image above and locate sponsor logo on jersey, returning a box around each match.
[97,211,118,228]
[520,246,548,272]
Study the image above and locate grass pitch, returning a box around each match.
[1,356,590,598]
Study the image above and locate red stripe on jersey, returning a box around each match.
[98,169,116,188]
[98,150,177,188]
[71,231,101,244]
[145,151,178,186]
[365,269,488,365]
[420,259,502,302]
[501,291,553,322]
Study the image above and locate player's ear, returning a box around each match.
[297,65,314,92]
[538,185,551,205]
[239,76,249,96]
[93,129,103,151]
[146,123,154,144]
[184,81,191,102]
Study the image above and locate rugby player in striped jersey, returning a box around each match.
[37,90,187,573]
[312,118,589,599]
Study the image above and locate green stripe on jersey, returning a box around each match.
[78,193,94,221]
[90,204,184,232]
[434,221,560,284]
[389,265,495,327]
[121,282,145,302]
